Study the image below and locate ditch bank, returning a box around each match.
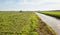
[36,17,56,35]
[34,12,56,35]
[40,13,60,19]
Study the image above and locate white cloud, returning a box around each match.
[45,0,60,2]
[0,0,60,11]
[17,0,44,5]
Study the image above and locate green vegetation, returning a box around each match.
[40,11,60,18]
[0,12,38,35]
[0,11,56,35]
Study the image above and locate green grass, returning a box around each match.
[0,12,38,35]
[0,11,56,35]
[40,11,60,18]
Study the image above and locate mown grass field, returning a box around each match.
[40,11,60,19]
[0,11,56,35]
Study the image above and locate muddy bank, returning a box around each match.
[36,18,56,35]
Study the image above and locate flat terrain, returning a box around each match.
[0,11,56,35]
[40,11,60,19]
[0,12,39,35]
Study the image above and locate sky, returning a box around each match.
[0,0,60,11]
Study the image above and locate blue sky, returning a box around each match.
[0,0,60,11]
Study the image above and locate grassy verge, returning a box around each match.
[40,11,60,19]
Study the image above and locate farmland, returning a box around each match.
[0,11,56,35]
[40,11,60,19]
